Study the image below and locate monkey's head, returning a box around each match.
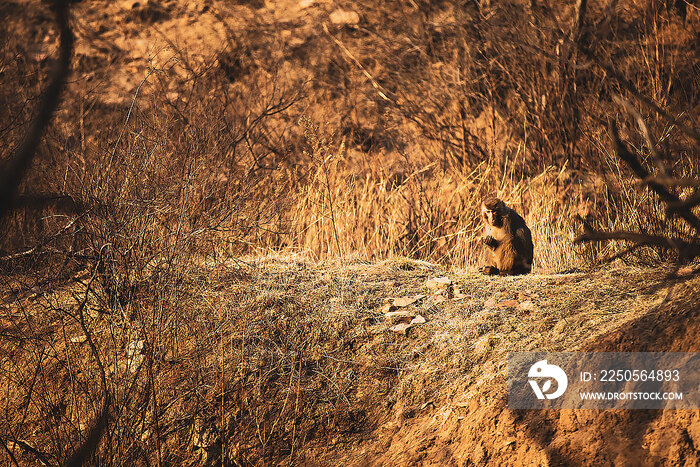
[481,197,506,227]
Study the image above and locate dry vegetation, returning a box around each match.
[0,0,699,465]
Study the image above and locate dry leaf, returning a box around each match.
[329,9,360,26]
[426,276,451,289]
[394,296,418,307]
[677,266,694,276]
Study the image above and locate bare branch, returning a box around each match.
[608,120,700,234]
[570,0,587,43]
[640,177,700,188]
[667,191,700,215]
[323,23,392,103]
[0,0,75,218]
[63,262,111,467]
[0,436,52,466]
[577,44,700,145]
[573,228,694,252]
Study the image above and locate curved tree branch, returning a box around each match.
[0,0,75,218]
[608,119,700,234]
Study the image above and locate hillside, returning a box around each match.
[2,257,699,464]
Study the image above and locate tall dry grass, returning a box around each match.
[272,119,603,273]
[266,113,698,272]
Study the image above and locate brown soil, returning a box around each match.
[351,271,700,466]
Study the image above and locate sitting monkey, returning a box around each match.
[479,197,533,275]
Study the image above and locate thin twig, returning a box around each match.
[612,94,668,176]
[640,177,700,188]
[577,44,700,144]
[323,23,392,102]
[64,248,111,467]
[667,191,700,215]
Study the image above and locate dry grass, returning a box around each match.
[1,0,697,272]
[2,255,692,464]
[285,124,590,271]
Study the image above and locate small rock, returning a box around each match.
[393,296,419,307]
[389,322,411,335]
[518,300,536,312]
[426,276,451,290]
[383,294,426,313]
[70,335,88,344]
[329,9,360,26]
[385,310,415,320]
[410,314,426,325]
[433,295,447,304]
[484,297,497,308]
[120,0,140,9]
[427,277,453,299]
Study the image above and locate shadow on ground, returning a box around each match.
[519,278,700,465]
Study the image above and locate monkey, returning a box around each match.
[479,197,534,275]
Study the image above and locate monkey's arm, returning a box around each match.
[483,235,499,248]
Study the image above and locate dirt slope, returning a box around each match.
[1,257,699,465]
[348,264,700,466]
